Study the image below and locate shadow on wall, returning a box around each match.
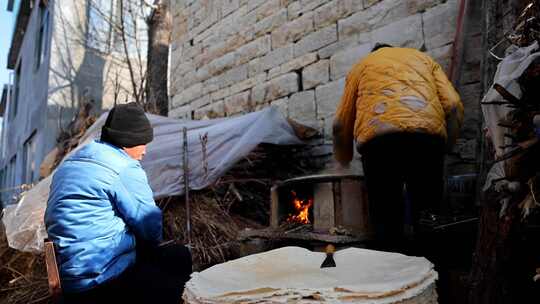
[45,2,108,155]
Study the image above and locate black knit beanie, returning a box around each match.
[100,102,153,148]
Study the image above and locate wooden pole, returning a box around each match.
[183,126,192,247]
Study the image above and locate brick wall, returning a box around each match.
[169,0,483,168]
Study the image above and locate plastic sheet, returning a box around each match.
[482,42,540,158]
[2,107,304,252]
[482,42,540,191]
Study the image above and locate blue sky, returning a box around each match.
[0,0,16,87]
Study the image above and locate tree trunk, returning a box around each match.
[468,191,525,303]
[146,0,171,116]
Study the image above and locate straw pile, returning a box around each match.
[0,223,50,304]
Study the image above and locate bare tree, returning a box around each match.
[86,0,150,106]
[145,0,171,115]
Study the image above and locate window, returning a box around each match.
[35,2,50,70]
[111,0,147,55]
[22,132,37,184]
[9,156,16,188]
[87,0,113,53]
[9,63,21,122]
[0,168,5,191]
[0,167,5,207]
[5,155,17,202]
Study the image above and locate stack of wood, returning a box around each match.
[160,143,320,270]
[469,3,540,302]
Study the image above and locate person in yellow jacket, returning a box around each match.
[333,43,464,252]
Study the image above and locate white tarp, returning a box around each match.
[482,42,539,158]
[2,107,304,253]
[481,42,540,190]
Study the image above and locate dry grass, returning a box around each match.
[0,223,50,304]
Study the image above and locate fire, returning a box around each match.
[287,191,313,224]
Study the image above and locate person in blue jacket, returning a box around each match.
[45,102,192,303]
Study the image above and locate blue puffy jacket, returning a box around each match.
[44,140,163,293]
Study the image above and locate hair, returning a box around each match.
[371,43,393,52]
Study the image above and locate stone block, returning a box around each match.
[363,0,382,8]
[182,70,199,89]
[252,8,288,38]
[422,0,458,50]
[235,35,272,65]
[172,82,203,107]
[271,12,314,49]
[168,104,192,120]
[245,0,281,23]
[211,87,231,101]
[172,59,195,78]
[371,14,423,49]
[406,0,450,13]
[224,91,252,115]
[268,52,318,79]
[222,64,249,88]
[294,24,337,57]
[459,82,482,108]
[337,10,372,39]
[270,96,288,117]
[247,0,267,12]
[454,139,477,160]
[338,1,410,39]
[183,43,203,60]
[230,72,267,95]
[222,0,240,17]
[462,33,482,65]
[313,0,356,30]
[329,43,371,80]
[251,73,299,104]
[315,78,345,119]
[287,0,327,20]
[303,60,329,90]
[190,5,220,38]
[172,14,188,42]
[195,65,211,83]
[321,115,335,141]
[202,82,220,95]
[194,100,226,119]
[201,34,247,66]
[194,28,214,45]
[211,100,226,118]
[191,94,212,109]
[218,5,250,38]
[248,57,263,77]
[460,61,481,85]
[427,43,453,73]
[260,44,295,71]
[317,37,358,59]
[207,52,236,76]
[288,90,317,125]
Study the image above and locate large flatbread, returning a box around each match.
[184,246,438,304]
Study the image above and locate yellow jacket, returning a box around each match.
[333,47,463,164]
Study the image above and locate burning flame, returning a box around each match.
[287,191,313,224]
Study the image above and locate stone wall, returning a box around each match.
[169,0,484,170]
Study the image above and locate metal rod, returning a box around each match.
[432,217,478,231]
[183,127,192,247]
